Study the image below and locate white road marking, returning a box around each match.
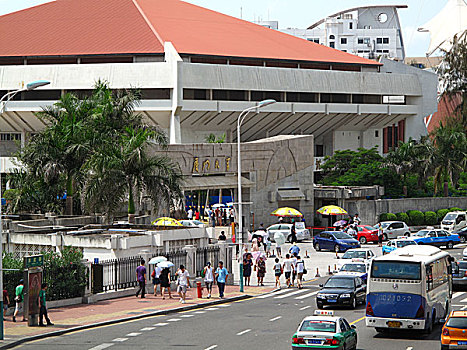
[275,290,306,299]
[112,338,128,342]
[237,329,252,336]
[258,289,288,298]
[295,291,319,300]
[406,347,413,350]
[194,311,206,314]
[460,298,467,303]
[269,316,282,322]
[205,346,218,350]
[453,292,464,299]
[126,333,141,337]
[167,318,181,322]
[181,314,194,318]
[300,305,311,311]
[205,307,219,311]
[462,305,467,310]
[140,327,155,331]
[89,344,114,350]
[217,304,230,307]
[154,322,169,326]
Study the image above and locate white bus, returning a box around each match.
[366,245,453,333]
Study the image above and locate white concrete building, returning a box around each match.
[259,5,406,61]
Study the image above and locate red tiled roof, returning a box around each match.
[0,0,379,66]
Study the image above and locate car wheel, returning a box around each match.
[334,245,340,253]
[315,243,321,251]
[350,297,356,309]
[447,241,454,249]
[460,236,466,243]
[359,236,367,244]
[317,302,324,309]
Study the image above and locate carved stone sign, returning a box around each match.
[192,156,231,174]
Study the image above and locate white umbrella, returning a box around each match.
[274,232,286,245]
[148,256,167,265]
[158,260,175,268]
[212,203,226,209]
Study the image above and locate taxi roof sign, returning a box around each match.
[314,310,334,316]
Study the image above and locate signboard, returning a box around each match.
[24,255,44,268]
[28,271,41,316]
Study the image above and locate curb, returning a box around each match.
[0,294,251,349]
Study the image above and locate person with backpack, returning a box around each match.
[13,279,25,322]
[273,258,283,289]
[202,262,214,298]
[151,263,162,297]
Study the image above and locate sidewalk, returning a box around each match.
[0,284,273,348]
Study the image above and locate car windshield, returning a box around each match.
[458,262,467,269]
[447,317,467,329]
[341,264,366,273]
[381,222,390,229]
[371,261,421,280]
[333,232,353,239]
[192,220,202,225]
[364,226,376,231]
[300,320,336,333]
[414,230,429,237]
[342,251,366,259]
[324,277,354,289]
[445,214,458,221]
[396,241,416,248]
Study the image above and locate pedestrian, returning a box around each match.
[218,230,227,241]
[187,207,193,220]
[135,259,147,299]
[230,208,235,224]
[203,262,214,298]
[243,253,253,286]
[289,242,300,257]
[265,235,271,257]
[160,267,173,300]
[176,265,190,304]
[276,239,283,258]
[283,254,293,288]
[38,283,53,327]
[273,257,283,289]
[290,224,298,244]
[296,256,305,289]
[256,257,266,286]
[152,263,163,297]
[215,261,229,298]
[377,222,384,247]
[3,288,9,321]
[195,209,200,220]
[290,253,298,287]
[210,210,216,228]
[222,209,227,226]
[353,213,361,225]
[13,279,25,322]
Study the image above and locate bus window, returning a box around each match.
[371,261,421,280]
[426,265,433,291]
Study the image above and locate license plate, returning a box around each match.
[328,299,337,303]
[387,321,401,328]
[308,339,322,344]
[458,341,467,345]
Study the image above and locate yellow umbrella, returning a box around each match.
[271,207,303,217]
[316,205,348,215]
[151,217,183,226]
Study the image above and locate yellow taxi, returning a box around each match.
[442,310,467,349]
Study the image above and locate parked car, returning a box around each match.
[313,231,360,253]
[453,225,467,243]
[350,225,379,244]
[379,221,411,240]
[316,275,367,309]
[382,238,417,255]
[412,228,460,249]
[179,219,206,228]
[267,223,311,243]
[452,260,467,287]
[441,211,467,232]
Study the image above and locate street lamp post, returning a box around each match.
[237,99,276,292]
[0,80,50,340]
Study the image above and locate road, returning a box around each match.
[14,244,466,350]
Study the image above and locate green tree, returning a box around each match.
[205,133,226,143]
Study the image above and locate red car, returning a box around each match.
[350,225,379,244]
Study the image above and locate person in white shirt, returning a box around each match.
[296,256,305,289]
[176,265,190,304]
[152,264,163,297]
[203,262,214,298]
[282,254,294,288]
[353,214,361,225]
[187,208,193,220]
[290,254,298,287]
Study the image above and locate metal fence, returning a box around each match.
[195,246,220,277]
[165,249,187,281]
[92,256,141,293]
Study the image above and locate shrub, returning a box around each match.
[396,212,409,224]
[424,211,437,226]
[407,210,424,226]
[437,209,450,223]
[380,213,397,222]
[449,207,463,212]
[3,253,23,307]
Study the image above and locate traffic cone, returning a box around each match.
[328,266,332,275]
[315,267,321,277]
[305,250,310,258]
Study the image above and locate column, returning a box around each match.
[169,111,181,144]
[182,245,197,279]
[82,259,92,300]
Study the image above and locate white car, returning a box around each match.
[339,248,375,266]
[379,221,411,240]
[267,223,310,243]
[179,219,205,228]
[441,211,467,232]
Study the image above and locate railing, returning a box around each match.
[195,246,220,277]
[165,249,187,281]
[92,256,141,293]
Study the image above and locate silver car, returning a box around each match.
[267,223,311,242]
[379,221,411,240]
[453,260,467,286]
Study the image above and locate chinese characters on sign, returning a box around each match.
[24,255,44,268]
[192,157,231,173]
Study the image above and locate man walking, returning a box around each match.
[290,253,298,287]
[289,242,300,257]
[135,259,147,299]
[283,254,293,288]
[176,265,190,304]
[13,279,25,322]
[203,262,214,298]
[377,222,384,247]
[187,207,193,220]
[39,283,53,327]
[215,261,229,298]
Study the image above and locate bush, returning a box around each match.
[437,209,450,223]
[449,207,463,212]
[407,210,424,226]
[396,212,409,224]
[3,253,23,307]
[424,211,437,226]
[380,213,397,222]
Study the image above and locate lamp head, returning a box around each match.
[258,99,276,108]
[26,80,50,91]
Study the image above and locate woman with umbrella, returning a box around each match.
[158,261,174,300]
[243,253,253,286]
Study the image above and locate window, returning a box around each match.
[329,42,335,48]
[329,35,335,40]
[363,38,370,45]
[340,320,348,332]
[383,50,389,53]
[371,261,421,280]
[0,133,21,141]
[375,130,379,137]
[383,38,389,44]
[349,22,353,30]
[341,38,347,45]
[315,145,324,157]
[377,38,383,44]
[358,38,363,44]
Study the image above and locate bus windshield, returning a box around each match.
[371,261,421,280]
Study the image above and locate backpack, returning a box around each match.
[201,268,206,278]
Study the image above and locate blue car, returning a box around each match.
[313,231,360,253]
[382,238,417,255]
[412,228,460,249]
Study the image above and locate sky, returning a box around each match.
[0,0,449,57]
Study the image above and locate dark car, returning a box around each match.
[453,226,467,243]
[452,260,467,287]
[316,275,366,310]
[313,231,360,253]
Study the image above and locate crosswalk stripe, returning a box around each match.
[88,344,113,350]
[275,290,307,299]
[258,289,289,298]
[295,291,319,300]
[300,305,311,311]
[461,298,467,303]
[453,292,464,299]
